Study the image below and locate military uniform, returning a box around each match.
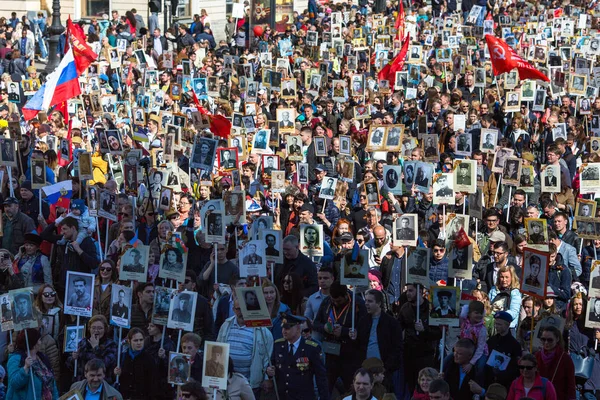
[396,227,415,240]
[271,337,329,400]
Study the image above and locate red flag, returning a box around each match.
[67,17,98,74]
[395,0,405,40]
[485,35,549,82]
[192,92,232,139]
[379,34,410,88]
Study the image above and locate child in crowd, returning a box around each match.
[55,199,97,244]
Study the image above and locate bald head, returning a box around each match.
[373,226,387,247]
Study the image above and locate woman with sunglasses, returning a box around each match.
[34,284,63,378]
[533,326,576,400]
[93,260,119,321]
[506,353,557,400]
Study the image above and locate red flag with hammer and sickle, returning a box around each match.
[485,34,549,82]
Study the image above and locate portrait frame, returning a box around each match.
[520,247,549,298]
[119,244,150,282]
[453,159,477,194]
[64,271,95,318]
[235,287,272,327]
[540,164,561,193]
[448,244,473,280]
[109,283,132,329]
[433,173,455,205]
[158,244,188,283]
[168,352,191,385]
[393,214,418,247]
[340,249,369,287]
[239,240,267,277]
[63,325,85,352]
[167,290,198,332]
[10,288,38,331]
[429,286,460,327]
[202,342,230,389]
[406,247,431,286]
[300,224,324,257]
[580,163,600,194]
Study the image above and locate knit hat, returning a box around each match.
[468,300,485,315]
[546,286,557,298]
[71,199,87,213]
[20,180,33,192]
[522,152,535,162]
[494,311,513,323]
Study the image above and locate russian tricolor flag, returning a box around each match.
[42,180,73,209]
[23,49,81,121]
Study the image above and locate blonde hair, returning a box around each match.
[495,266,520,290]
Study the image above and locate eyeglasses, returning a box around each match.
[539,337,555,342]
[42,291,56,298]
[519,365,535,370]
[100,267,112,272]
[486,219,499,223]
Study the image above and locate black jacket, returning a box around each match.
[444,358,480,400]
[278,253,319,297]
[40,222,99,294]
[397,298,441,357]
[356,311,402,372]
[486,332,522,388]
[118,349,159,399]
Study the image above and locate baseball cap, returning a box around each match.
[3,197,19,205]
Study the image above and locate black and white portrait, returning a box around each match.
[64,271,95,318]
[167,291,197,331]
[110,284,132,328]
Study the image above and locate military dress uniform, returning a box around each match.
[270,314,329,400]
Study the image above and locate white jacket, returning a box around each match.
[217,316,273,389]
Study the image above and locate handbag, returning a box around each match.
[571,351,595,380]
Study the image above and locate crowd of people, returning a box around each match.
[0,0,597,399]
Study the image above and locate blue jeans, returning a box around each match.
[476,6,487,27]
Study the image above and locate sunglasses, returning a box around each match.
[519,365,535,370]
[42,291,56,297]
[100,267,113,272]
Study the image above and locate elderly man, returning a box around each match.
[2,197,36,255]
[71,359,123,400]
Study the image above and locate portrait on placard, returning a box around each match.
[433,173,454,205]
[487,350,510,371]
[206,211,226,244]
[448,244,473,280]
[229,136,247,160]
[454,133,472,157]
[445,214,469,242]
[319,177,338,200]
[429,286,459,327]
[167,291,197,331]
[119,245,150,282]
[422,134,439,161]
[217,148,238,171]
[300,224,324,257]
[110,284,132,329]
[570,74,587,95]
[31,158,47,189]
[261,229,283,264]
[453,160,476,193]
[152,286,175,326]
[532,89,546,112]
[252,216,273,239]
[11,288,37,331]
[589,261,600,298]
[224,190,245,224]
[518,165,535,193]
[252,129,271,154]
[573,199,596,229]
[168,352,191,385]
[341,160,355,184]
[339,135,352,156]
[202,342,230,389]
[502,157,522,186]
[190,136,217,171]
[159,187,173,211]
[314,137,327,157]
[239,240,267,277]
[0,138,17,167]
[383,165,402,194]
[404,161,416,188]
[576,218,596,239]
[286,135,303,161]
[0,293,14,331]
[235,287,272,327]
[491,148,514,174]
[367,126,386,151]
[414,162,433,193]
[159,244,187,283]
[521,248,549,298]
[580,163,600,193]
[385,125,402,151]
[364,180,380,205]
[64,271,95,317]
[585,297,600,328]
[393,214,417,246]
[64,325,85,352]
[540,165,560,193]
[525,218,548,248]
[406,247,430,286]
[99,189,117,221]
[340,249,369,287]
[277,108,296,132]
[262,155,279,176]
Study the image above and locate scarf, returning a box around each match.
[31,357,54,400]
[128,348,143,360]
[540,347,557,365]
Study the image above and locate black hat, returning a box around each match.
[20,180,32,192]
[437,290,452,298]
[280,312,305,329]
[335,232,354,244]
[3,197,19,205]
[24,233,42,247]
[299,203,314,215]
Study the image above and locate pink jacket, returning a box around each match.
[506,375,557,400]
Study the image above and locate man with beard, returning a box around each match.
[68,278,91,308]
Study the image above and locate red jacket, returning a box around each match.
[507,374,557,400]
[535,349,576,400]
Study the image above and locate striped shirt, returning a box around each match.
[227,318,254,379]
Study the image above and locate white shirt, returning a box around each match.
[154,36,163,55]
[287,336,301,355]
